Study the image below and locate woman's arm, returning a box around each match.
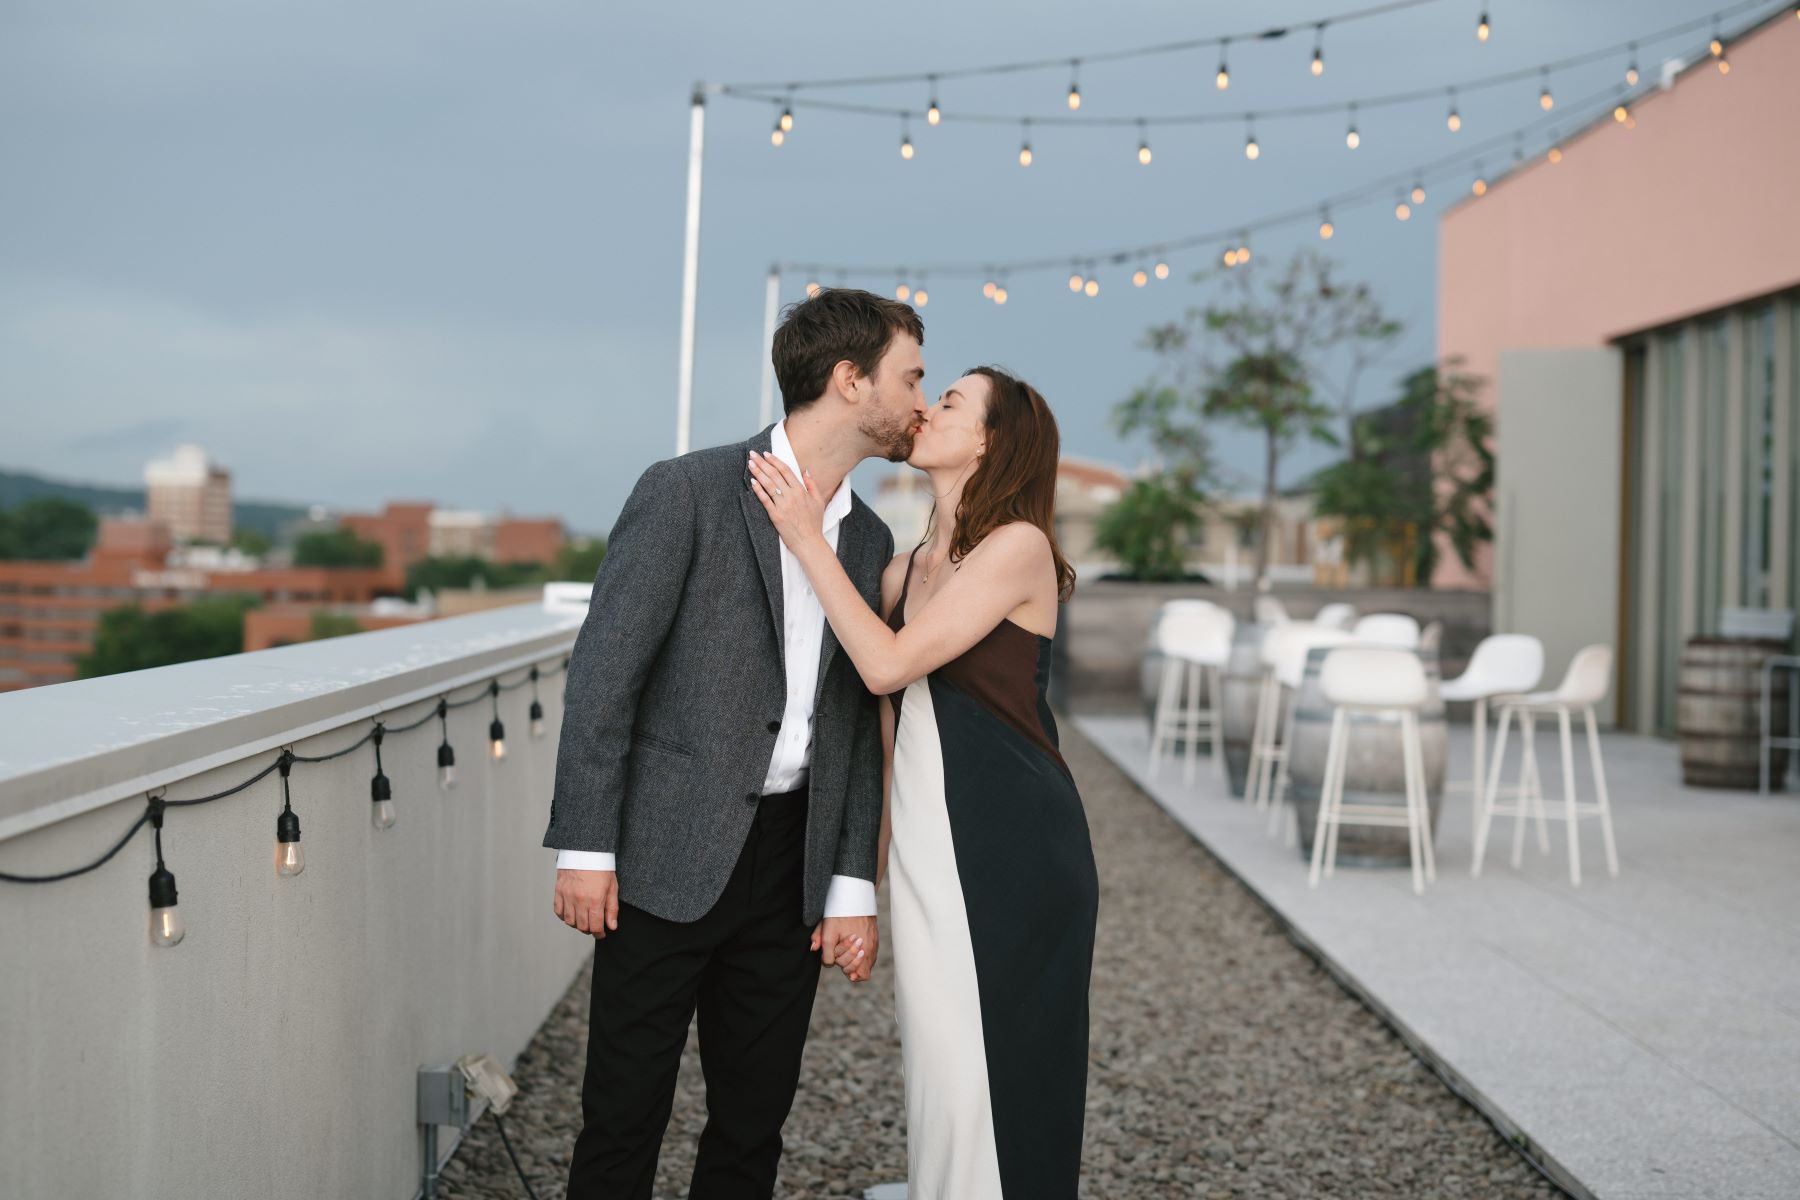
[878,692,894,887]
[748,452,1048,694]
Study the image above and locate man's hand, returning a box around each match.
[811,915,878,983]
[554,869,620,938]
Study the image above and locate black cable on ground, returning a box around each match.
[490,1109,542,1200]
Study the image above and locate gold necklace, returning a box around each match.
[920,545,950,583]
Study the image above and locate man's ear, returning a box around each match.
[831,359,862,404]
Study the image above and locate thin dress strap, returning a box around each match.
[895,542,924,622]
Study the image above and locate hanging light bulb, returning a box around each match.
[1223,248,1238,268]
[1345,104,1361,150]
[900,115,914,160]
[1018,119,1033,167]
[993,283,1009,305]
[1395,193,1412,221]
[1319,210,1335,240]
[436,697,456,790]
[274,750,304,878]
[1447,89,1462,132]
[1411,180,1426,205]
[770,118,785,148]
[983,279,998,299]
[488,680,507,762]
[913,280,929,307]
[1717,51,1731,76]
[1539,69,1554,111]
[1614,103,1630,123]
[927,75,941,125]
[1548,139,1563,165]
[895,282,911,301]
[805,281,821,297]
[1137,121,1152,166]
[1068,271,1084,293]
[1216,38,1231,90]
[1472,162,1488,196]
[147,798,183,948]
[1154,261,1170,280]
[1067,60,1082,110]
[529,666,546,739]
[1244,116,1259,161]
[780,97,795,133]
[1625,44,1640,86]
[1710,24,1723,58]
[1237,239,1251,264]
[370,722,396,831]
[1084,277,1100,297]
[1311,24,1326,76]
[1477,9,1490,41]
[1133,269,1148,287]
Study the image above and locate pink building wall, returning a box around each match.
[1434,13,1800,588]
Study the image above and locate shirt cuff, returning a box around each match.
[555,849,616,872]
[822,874,878,918]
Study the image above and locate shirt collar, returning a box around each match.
[770,420,853,532]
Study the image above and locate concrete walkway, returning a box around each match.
[1075,713,1800,1200]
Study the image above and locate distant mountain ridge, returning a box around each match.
[0,466,314,541]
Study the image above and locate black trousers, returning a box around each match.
[566,786,819,1200]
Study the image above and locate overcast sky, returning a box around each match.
[2,1,1730,535]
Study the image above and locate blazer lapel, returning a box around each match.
[739,426,785,660]
[812,511,870,710]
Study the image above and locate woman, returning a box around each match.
[748,365,1098,1198]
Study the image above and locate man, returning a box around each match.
[545,288,927,1198]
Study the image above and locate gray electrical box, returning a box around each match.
[418,1064,470,1128]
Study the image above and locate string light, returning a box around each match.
[1018,119,1033,166]
[1244,115,1260,161]
[927,75,942,125]
[1133,268,1149,287]
[1539,68,1554,111]
[1154,261,1170,280]
[1625,43,1640,86]
[913,276,929,307]
[1068,270,1084,293]
[370,723,395,830]
[1067,60,1082,110]
[1319,208,1335,240]
[1709,19,1723,57]
[1395,190,1412,221]
[1547,133,1563,165]
[1223,247,1239,268]
[1311,24,1326,76]
[1447,88,1462,132]
[1613,102,1630,123]
[1472,162,1488,196]
[1411,179,1426,205]
[1236,235,1251,264]
[805,281,821,297]
[770,107,785,148]
[1084,276,1100,297]
[1216,37,1231,90]
[900,114,914,160]
[780,93,795,133]
[1345,103,1361,150]
[983,278,998,299]
[147,798,182,948]
[993,277,1009,305]
[895,279,911,300]
[1137,120,1153,165]
[437,698,456,790]
[275,750,304,878]
[1477,7,1490,42]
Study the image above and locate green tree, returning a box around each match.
[294,527,384,568]
[402,554,545,600]
[1093,477,1208,581]
[1133,250,1400,585]
[0,497,98,560]
[550,536,607,583]
[1311,360,1494,585]
[232,527,273,557]
[309,610,364,640]
[76,594,262,678]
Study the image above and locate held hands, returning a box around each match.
[554,869,620,938]
[812,915,878,984]
[748,450,826,555]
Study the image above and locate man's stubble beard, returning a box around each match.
[860,405,917,463]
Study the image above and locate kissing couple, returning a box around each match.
[544,287,1099,1199]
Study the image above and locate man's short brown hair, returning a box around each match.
[771,288,925,415]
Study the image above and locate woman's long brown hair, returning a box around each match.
[923,365,1077,602]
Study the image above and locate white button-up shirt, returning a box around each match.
[556,420,877,918]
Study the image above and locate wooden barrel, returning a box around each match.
[1677,637,1791,789]
[1220,624,1268,798]
[1286,644,1447,867]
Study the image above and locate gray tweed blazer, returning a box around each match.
[542,423,894,925]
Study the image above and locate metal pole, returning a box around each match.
[758,265,781,430]
[676,86,707,456]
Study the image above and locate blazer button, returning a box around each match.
[745,791,759,805]
[767,719,781,733]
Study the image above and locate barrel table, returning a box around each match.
[1678,637,1792,789]
[1286,643,1447,866]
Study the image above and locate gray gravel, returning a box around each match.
[439,721,1563,1199]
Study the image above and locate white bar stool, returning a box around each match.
[1308,646,1437,894]
[1266,626,1354,841]
[1149,603,1235,783]
[1439,634,1544,832]
[1352,612,1421,648]
[1473,644,1620,886]
[1313,602,1357,630]
[1254,594,1290,627]
[1247,622,1307,810]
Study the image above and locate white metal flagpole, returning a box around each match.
[675,85,707,456]
[758,265,780,430]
